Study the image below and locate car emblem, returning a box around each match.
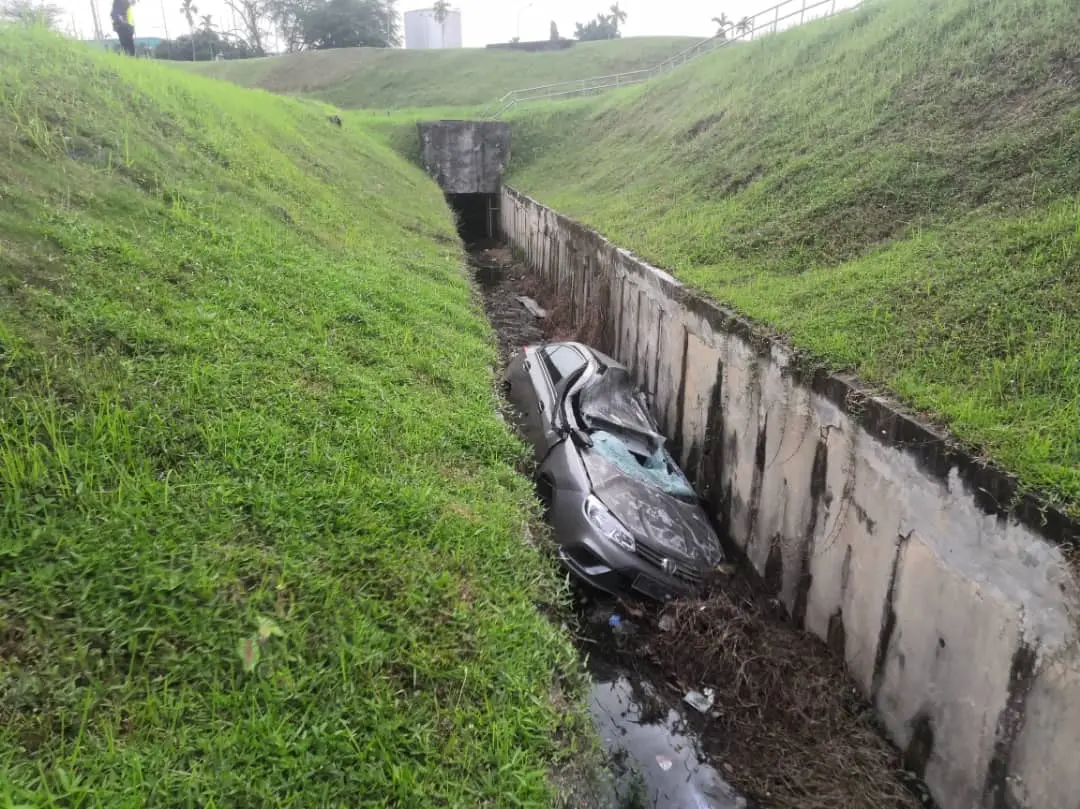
[662,558,678,576]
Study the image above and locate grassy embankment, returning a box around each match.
[0,26,590,806]
[180,36,697,110]
[508,0,1080,514]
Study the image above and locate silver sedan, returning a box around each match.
[504,341,725,601]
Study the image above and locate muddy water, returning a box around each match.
[471,244,747,809]
[580,599,748,809]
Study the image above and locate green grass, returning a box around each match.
[507,0,1080,513]
[178,37,698,109]
[0,26,592,806]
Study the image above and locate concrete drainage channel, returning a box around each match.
[468,243,934,809]
[424,119,1080,809]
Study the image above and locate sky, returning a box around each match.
[57,0,857,48]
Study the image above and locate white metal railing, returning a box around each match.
[485,0,861,118]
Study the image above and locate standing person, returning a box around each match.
[111,0,136,56]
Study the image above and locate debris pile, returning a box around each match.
[648,577,926,809]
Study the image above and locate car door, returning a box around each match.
[510,345,587,462]
[506,348,557,460]
[534,345,589,456]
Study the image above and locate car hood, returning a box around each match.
[581,450,723,567]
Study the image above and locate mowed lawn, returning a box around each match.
[0,27,588,807]
[179,36,698,109]
[509,0,1080,514]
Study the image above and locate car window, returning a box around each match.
[542,346,586,385]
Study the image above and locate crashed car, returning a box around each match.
[504,341,725,600]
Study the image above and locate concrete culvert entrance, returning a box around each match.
[448,193,499,244]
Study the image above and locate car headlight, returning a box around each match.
[584,495,636,552]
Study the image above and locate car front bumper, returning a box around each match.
[551,499,700,602]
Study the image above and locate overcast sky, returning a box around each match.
[58,0,857,49]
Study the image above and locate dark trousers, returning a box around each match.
[114,21,135,55]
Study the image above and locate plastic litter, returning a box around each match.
[609,614,635,649]
[658,614,676,633]
[683,688,716,714]
[515,295,548,319]
[655,754,673,771]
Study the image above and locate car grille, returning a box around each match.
[636,541,702,584]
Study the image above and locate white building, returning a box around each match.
[404,8,463,49]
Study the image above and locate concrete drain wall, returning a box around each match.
[499,186,1080,809]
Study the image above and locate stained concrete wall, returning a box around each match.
[500,185,1080,809]
[418,120,510,194]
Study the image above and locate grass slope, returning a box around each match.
[0,27,588,806]
[508,0,1080,513]
[181,37,697,109]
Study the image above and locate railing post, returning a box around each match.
[774,3,780,32]
[831,0,836,12]
[801,0,807,23]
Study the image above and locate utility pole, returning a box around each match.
[516,1,532,41]
[88,0,104,41]
[161,0,170,41]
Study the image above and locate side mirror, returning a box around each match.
[570,429,594,449]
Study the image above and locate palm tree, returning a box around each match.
[432,0,450,47]
[608,2,626,34]
[736,15,752,38]
[711,13,731,39]
[199,12,213,31]
[180,0,198,59]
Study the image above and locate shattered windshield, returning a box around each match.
[589,430,697,500]
[578,367,656,436]
[576,366,695,499]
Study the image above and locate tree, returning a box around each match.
[431,0,449,47]
[381,0,398,46]
[199,12,213,30]
[262,0,397,52]
[154,28,254,59]
[608,2,625,33]
[0,0,63,28]
[574,10,619,41]
[161,0,399,58]
[180,0,199,58]
[300,0,397,49]
[265,0,306,51]
[711,13,731,39]
[223,0,270,55]
[549,20,558,41]
[735,15,752,37]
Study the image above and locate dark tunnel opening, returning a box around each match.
[447,193,499,245]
